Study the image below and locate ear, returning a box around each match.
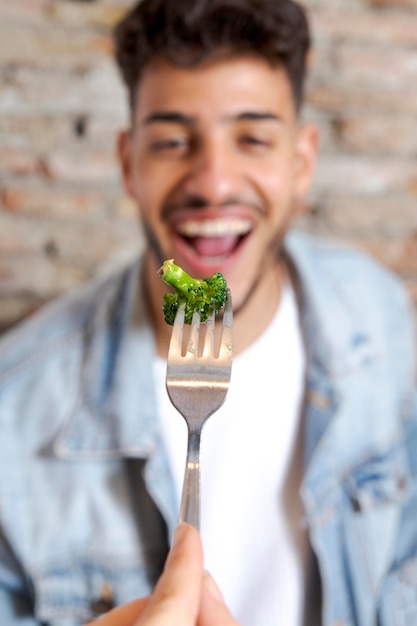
[293,123,318,216]
[117,129,135,198]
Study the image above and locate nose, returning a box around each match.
[182,138,241,205]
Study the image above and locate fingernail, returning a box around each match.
[173,523,191,546]
[203,571,224,601]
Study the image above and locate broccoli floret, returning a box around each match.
[158,259,228,325]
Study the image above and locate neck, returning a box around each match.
[231,261,285,354]
[144,252,286,358]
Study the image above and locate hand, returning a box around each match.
[85,523,240,625]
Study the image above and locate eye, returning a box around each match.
[150,135,190,154]
[238,134,272,152]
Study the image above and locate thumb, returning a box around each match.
[197,573,240,626]
[135,523,203,625]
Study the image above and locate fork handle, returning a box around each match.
[179,428,201,529]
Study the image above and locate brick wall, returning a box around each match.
[0,0,416,334]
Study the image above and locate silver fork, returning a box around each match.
[165,290,233,529]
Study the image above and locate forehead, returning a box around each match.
[133,56,297,125]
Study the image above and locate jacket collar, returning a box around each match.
[285,231,413,494]
[285,231,382,378]
[53,257,161,460]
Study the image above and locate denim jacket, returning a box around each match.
[0,231,415,626]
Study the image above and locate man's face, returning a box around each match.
[119,55,317,312]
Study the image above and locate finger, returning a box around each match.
[197,572,241,626]
[135,523,204,625]
[84,597,149,625]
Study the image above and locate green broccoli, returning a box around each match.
[158,259,228,325]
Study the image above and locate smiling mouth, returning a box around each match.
[175,217,253,260]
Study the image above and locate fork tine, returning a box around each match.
[168,301,186,357]
[218,289,233,360]
[202,304,216,356]
[187,311,201,356]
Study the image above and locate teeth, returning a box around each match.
[176,218,252,237]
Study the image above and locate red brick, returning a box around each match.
[0,256,88,298]
[0,214,38,257]
[1,185,110,219]
[45,3,129,30]
[40,223,136,267]
[306,83,417,116]
[114,195,140,222]
[314,156,417,195]
[334,116,417,156]
[0,116,71,151]
[359,233,417,277]
[0,295,43,335]
[0,0,50,26]
[0,27,112,66]
[42,150,119,184]
[0,146,42,176]
[336,44,417,91]
[0,64,126,118]
[311,9,417,46]
[317,193,417,237]
[0,114,124,149]
[366,0,417,8]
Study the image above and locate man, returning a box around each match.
[0,0,415,624]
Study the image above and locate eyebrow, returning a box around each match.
[142,112,195,127]
[233,112,282,123]
[141,110,282,127]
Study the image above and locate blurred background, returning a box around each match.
[0,0,416,335]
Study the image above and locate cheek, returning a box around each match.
[133,160,182,208]
[256,164,296,213]
[131,166,162,212]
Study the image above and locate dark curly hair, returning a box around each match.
[114,0,311,113]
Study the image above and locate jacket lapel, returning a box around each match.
[285,232,412,624]
[51,258,178,533]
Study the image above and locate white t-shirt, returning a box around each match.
[154,282,307,626]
